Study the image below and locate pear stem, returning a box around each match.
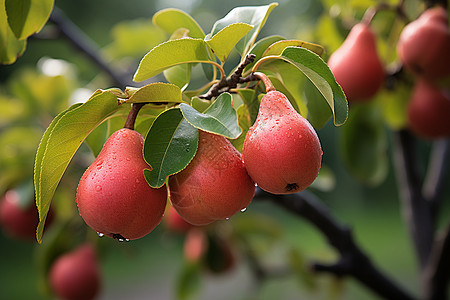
[252,72,276,93]
[124,103,145,130]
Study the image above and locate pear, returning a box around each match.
[169,130,255,226]
[76,128,167,241]
[397,6,450,81]
[407,79,450,139]
[49,243,101,300]
[328,23,385,102]
[242,90,322,194]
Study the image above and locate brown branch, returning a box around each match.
[254,188,416,300]
[48,7,132,89]
[199,54,257,99]
[423,226,450,300]
[392,130,435,269]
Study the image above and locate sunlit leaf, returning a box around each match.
[180,92,242,139]
[164,64,191,91]
[34,90,122,243]
[143,108,198,188]
[263,39,324,57]
[235,88,259,124]
[231,104,251,152]
[0,1,26,64]
[205,23,253,63]
[209,2,278,55]
[152,8,205,39]
[303,79,332,129]
[133,38,213,82]
[5,0,54,40]
[127,82,183,104]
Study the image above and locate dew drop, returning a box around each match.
[126,157,131,161]
[225,217,230,220]
[97,232,104,237]
[240,207,247,213]
[121,132,127,138]
[135,178,140,184]
[95,185,102,191]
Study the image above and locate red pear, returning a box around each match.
[328,23,385,102]
[49,243,101,300]
[397,6,450,81]
[242,90,322,194]
[169,130,255,226]
[0,190,53,241]
[164,204,195,233]
[407,79,450,139]
[76,128,167,241]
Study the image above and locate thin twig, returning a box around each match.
[48,7,132,89]
[254,188,416,300]
[199,54,257,99]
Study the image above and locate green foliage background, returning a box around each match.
[0,0,448,300]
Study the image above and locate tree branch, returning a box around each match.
[199,54,257,99]
[48,6,132,90]
[254,188,416,300]
[392,129,434,269]
[423,225,450,300]
[423,139,450,220]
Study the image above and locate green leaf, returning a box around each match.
[209,2,278,55]
[180,92,242,139]
[143,108,198,188]
[5,0,54,40]
[279,46,348,126]
[263,39,324,57]
[164,64,191,91]
[176,262,202,300]
[0,1,26,64]
[205,23,253,63]
[235,88,259,124]
[230,104,251,153]
[133,38,213,82]
[152,8,205,39]
[127,82,183,104]
[303,79,332,129]
[243,35,285,72]
[34,90,122,243]
[340,102,388,186]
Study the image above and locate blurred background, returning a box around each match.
[0,0,448,299]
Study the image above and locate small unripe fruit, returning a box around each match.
[242,90,322,194]
[183,228,208,262]
[76,128,167,241]
[397,6,450,81]
[407,79,450,139]
[49,243,101,300]
[169,130,255,226]
[328,23,385,102]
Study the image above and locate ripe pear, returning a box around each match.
[169,130,255,226]
[328,23,385,102]
[76,128,167,241]
[242,91,322,194]
[408,79,450,139]
[397,6,450,81]
[49,243,101,300]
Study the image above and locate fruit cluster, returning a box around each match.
[328,5,450,139]
[74,73,322,243]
